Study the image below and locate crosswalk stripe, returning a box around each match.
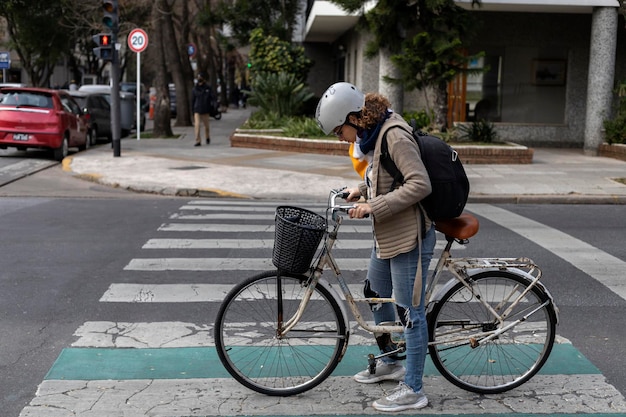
[142,238,464,251]
[123,258,369,271]
[158,222,373,233]
[27,374,626,416]
[99,283,366,302]
[180,204,278,212]
[71,320,571,349]
[171,212,276,220]
[142,238,372,250]
[71,321,392,348]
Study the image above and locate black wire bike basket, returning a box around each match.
[273,206,327,274]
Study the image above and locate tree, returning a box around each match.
[248,28,312,83]
[330,0,483,129]
[216,0,302,43]
[0,0,73,86]
[150,0,174,137]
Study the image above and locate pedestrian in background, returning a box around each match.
[191,72,213,147]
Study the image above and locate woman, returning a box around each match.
[316,82,436,412]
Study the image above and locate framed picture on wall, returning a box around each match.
[532,60,567,86]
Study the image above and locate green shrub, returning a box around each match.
[283,117,325,138]
[243,111,287,129]
[457,119,498,143]
[242,114,327,139]
[246,72,314,118]
[604,79,626,144]
[604,114,626,144]
[402,109,434,130]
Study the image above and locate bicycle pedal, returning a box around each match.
[367,353,376,374]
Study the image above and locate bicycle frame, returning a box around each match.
[279,191,558,349]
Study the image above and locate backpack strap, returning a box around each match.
[379,122,428,239]
[380,124,412,191]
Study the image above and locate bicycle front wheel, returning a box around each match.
[214,270,348,396]
[428,270,557,394]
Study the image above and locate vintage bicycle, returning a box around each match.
[214,188,559,396]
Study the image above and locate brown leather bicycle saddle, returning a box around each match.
[435,213,479,240]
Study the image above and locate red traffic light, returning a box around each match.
[92,32,113,61]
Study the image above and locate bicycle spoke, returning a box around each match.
[215,271,347,396]
[428,270,556,394]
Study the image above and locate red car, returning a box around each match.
[0,87,90,161]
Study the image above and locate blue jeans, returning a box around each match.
[366,225,436,393]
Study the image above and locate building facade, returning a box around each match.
[301,0,625,153]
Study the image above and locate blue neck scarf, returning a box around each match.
[358,110,392,155]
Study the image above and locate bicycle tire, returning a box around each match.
[428,270,557,394]
[214,270,348,396]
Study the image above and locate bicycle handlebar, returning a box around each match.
[328,188,369,220]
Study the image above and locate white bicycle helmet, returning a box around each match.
[316,82,365,135]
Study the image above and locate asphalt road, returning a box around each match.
[0,160,625,416]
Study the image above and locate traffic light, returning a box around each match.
[92,33,113,61]
[102,0,118,32]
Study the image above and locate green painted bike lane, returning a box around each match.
[47,343,596,380]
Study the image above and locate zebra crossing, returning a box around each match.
[18,200,626,416]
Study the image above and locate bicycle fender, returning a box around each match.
[316,277,351,361]
[506,267,560,323]
[426,268,559,324]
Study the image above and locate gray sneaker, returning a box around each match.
[372,382,428,412]
[353,359,406,384]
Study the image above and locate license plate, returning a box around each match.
[13,133,29,141]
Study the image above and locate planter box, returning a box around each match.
[230,131,349,156]
[451,143,534,164]
[230,130,534,164]
[598,143,626,162]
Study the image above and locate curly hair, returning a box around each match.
[358,92,391,129]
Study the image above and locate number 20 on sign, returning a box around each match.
[128,28,148,53]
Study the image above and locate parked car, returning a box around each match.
[0,87,89,161]
[78,84,145,137]
[67,90,112,144]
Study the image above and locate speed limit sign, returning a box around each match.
[128,28,148,53]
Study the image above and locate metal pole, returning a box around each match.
[136,52,141,141]
[111,40,121,157]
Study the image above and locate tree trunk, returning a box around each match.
[435,81,449,132]
[162,0,192,127]
[152,0,174,138]
[177,0,195,124]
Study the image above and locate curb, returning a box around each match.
[469,194,626,205]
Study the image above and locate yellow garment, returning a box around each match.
[349,142,368,179]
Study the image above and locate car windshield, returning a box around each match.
[0,91,53,109]
[72,96,87,107]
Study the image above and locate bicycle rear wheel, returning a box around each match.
[214,270,348,396]
[428,270,557,394]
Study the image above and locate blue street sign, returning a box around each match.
[0,51,10,69]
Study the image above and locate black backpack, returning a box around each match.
[380,122,470,221]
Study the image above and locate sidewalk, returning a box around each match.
[64,107,626,203]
